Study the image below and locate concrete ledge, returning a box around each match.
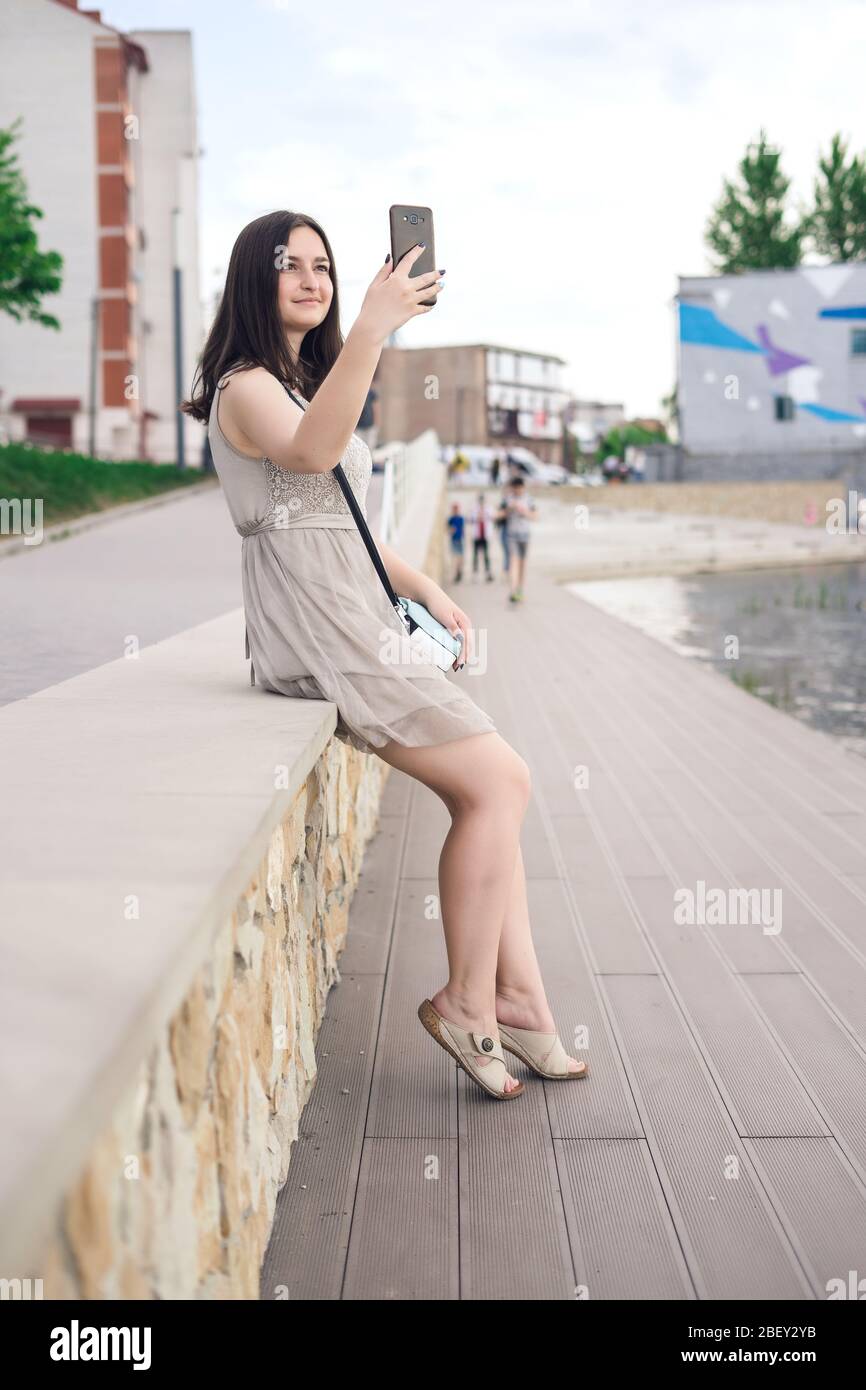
[0,610,388,1294]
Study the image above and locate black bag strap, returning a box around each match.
[283,385,405,615]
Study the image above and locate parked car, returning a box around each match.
[504,447,569,485]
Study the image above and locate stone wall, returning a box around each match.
[35,740,388,1300]
[555,478,866,528]
[680,447,866,486]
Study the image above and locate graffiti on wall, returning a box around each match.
[678,291,866,430]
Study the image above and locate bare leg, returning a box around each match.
[374,730,531,1092]
[494,846,582,1071]
[508,549,520,598]
[510,548,527,595]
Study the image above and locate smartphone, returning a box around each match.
[389,205,437,306]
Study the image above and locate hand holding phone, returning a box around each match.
[354,243,445,343]
[389,205,438,305]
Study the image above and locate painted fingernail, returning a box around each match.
[419,241,426,247]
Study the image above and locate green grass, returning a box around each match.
[731,665,797,711]
[0,441,210,534]
[792,579,848,610]
[731,668,762,694]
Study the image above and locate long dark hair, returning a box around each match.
[182,210,343,422]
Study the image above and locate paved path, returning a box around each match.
[2,476,384,705]
[261,561,866,1300]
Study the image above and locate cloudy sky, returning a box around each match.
[103,0,866,417]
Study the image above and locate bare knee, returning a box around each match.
[508,751,532,811]
[462,746,531,816]
[377,732,530,815]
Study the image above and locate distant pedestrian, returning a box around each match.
[446,502,465,582]
[503,476,536,603]
[491,455,501,486]
[469,493,495,581]
[494,491,511,577]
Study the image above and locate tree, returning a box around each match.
[661,383,679,428]
[705,128,803,273]
[0,119,63,327]
[804,132,866,262]
[595,422,668,465]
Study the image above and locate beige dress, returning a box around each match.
[207,374,498,754]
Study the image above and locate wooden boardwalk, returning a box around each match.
[261,560,866,1300]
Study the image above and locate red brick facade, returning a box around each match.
[94,37,139,409]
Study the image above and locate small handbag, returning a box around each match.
[284,387,464,673]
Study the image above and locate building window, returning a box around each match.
[489,405,518,436]
[852,328,866,356]
[26,414,73,449]
[774,395,795,421]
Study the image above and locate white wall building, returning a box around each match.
[0,0,203,463]
[677,263,866,480]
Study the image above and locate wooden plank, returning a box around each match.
[743,974,866,1171]
[459,1080,576,1299]
[260,971,382,1299]
[338,812,407,975]
[603,975,810,1299]
[625,875,828,1140]
[364,875,458,1140]
[744,1138,866,1297]
[556,1138,694,1300]
[551,812,658,975]
[343,1138,459,1300]
[524,877,645,1140]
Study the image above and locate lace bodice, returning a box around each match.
[262,403,372,523]
[208,377,374,535]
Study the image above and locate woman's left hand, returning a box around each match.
[422,584,472,670]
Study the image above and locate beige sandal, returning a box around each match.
[497,1022,589,1080]
[417,999,525,1101]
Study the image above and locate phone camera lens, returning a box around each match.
[409,214,418,224]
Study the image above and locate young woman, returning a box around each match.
[183,210,586,1100]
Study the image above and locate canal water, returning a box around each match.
[567,561,866,759]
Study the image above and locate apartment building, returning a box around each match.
[0,0,202,463]
[376,342,570,464]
